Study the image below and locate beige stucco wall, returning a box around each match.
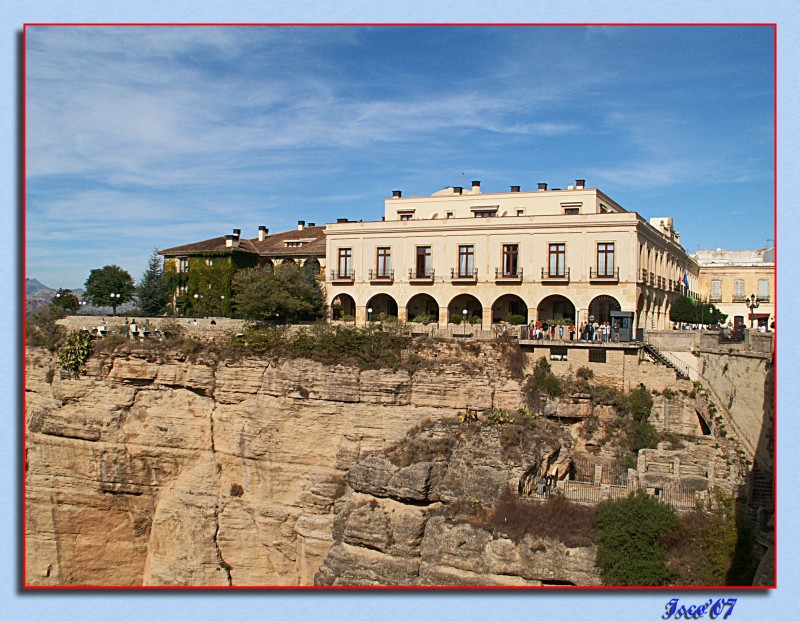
[696,263,774,328]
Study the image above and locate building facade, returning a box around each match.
[159,222,325,316]
[325,180,699,331]
[692,247,775,329]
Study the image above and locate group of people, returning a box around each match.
[536,473,557,497]
[526,320,575,341]
[578,321,615,342]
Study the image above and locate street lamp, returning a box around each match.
[194,293,201,318]
[745,293,760,329]
[109,292,121,316]
[367,307,373,325]
[462,308,468,335]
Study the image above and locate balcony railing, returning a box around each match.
[541,267,570,282]
[368,268,394,283]
[451,267,478,283]
[641,268,648,283]
[589,267,619,282]
[649,273,655,286]
[330,269,354,284]
[408,268,435,283]
[709,295,722,303]
[732,295,747,302]
[495,267,523,282]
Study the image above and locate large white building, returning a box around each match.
[325,179,699,331]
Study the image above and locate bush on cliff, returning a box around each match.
[56,329,94,378]
[595,490,678,585]
[26,305,67,351]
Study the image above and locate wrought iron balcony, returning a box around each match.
[330,269,355,284]
[641,268,648,283]
[408,268,435,283]
[541,267,570,282]
[368,268,394,283]
[589,267,619,282]
[451,267,478,283]
[495,267,523,283]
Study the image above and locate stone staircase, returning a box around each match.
[642,341,691,380]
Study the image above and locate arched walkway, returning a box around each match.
[331,294,356,320]
[448,294,482,324]
[366,293,398,320]
[588,295,622,324]
[406,293,440,323]
[537,295,575,323]
[492,294,527,323]
[258,258,275,273]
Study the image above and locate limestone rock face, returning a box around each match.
[25,345,524,586]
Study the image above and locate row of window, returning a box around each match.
[336,243,617,279]
[709,278,770,302]
[398,205,600,221]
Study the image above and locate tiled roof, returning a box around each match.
[159,226,326,258]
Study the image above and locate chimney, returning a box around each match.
[575,179,585,189]
[337,218,348,223]
[537,182,548,191]
[297,220,305,231]
[308,222,316,227]
[510,185,521,192]
[258,226,268,241]
[233,228,241,238]
[471,180,481,194]
[453,186,463,195]
[225,234,239,248]
[392,190,402,198]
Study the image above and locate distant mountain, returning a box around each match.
[26,278,54,295]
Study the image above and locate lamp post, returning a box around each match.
[367,307,373,327]
[745,293,760,329]
[109,292,121,316]
[462,308,468,335]
[220,295,225,318]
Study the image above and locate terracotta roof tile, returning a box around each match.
[159,226,326,258]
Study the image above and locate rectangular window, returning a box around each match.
[473,210,496,218]
[758,279,769,301]
[400,214,412,221]
[446,212,454,219]
[416,246,431,277]
[733,279,745,301]
[549,347,568,361]
[564,208,579,215]
[597,243,615,276]
[376,247,391,278]
[458,245,475,277]
[337,248,352,278]
[548,243,565,277]
[178,257,189,273]
[502,244,519,276]
[516,209,524,216]
[589,349,607,363]
[710,279,722,301]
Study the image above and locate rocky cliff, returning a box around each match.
[24,342,757,586]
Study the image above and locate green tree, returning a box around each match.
[595,490,679,585]
[84,265,135,316]
[51,288,79,313]
[137,250,169,316]
[670,295,727,325]
[232,262,325,322]
[669,295,696,324]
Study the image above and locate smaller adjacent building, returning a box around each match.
[159,222,325,316]
[692,247,775,329]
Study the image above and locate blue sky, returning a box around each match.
[25,25,774,290]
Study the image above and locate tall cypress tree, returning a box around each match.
[137,250,169,316]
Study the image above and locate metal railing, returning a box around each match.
[451,267,478,281]
[541,267,570,280]
[495,267,523,281]
[330,269,354,282]
[368,268,394,282]
[408,268,435,282]
[589,267,619,280]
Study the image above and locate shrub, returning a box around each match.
[523,358,563,413]
[26,305,67,351]
[507,314,527,325]
[56,329,94,378]
[412,313,437,325]
[229,483,244,497]
[595,490,679,585]
[468,315,482,325]
[576,366,594,381]
[449,314,463,325]
[490,488,596,547]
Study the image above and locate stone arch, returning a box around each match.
[366,293,398,320]
[537,294,575,323]
[447,293,482,324]
[406,293,440,322]
[636,293,645,332]
[492,294,527,323]
[331,293,356,320]
[258,258,275,273]
[588,295,621,325]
